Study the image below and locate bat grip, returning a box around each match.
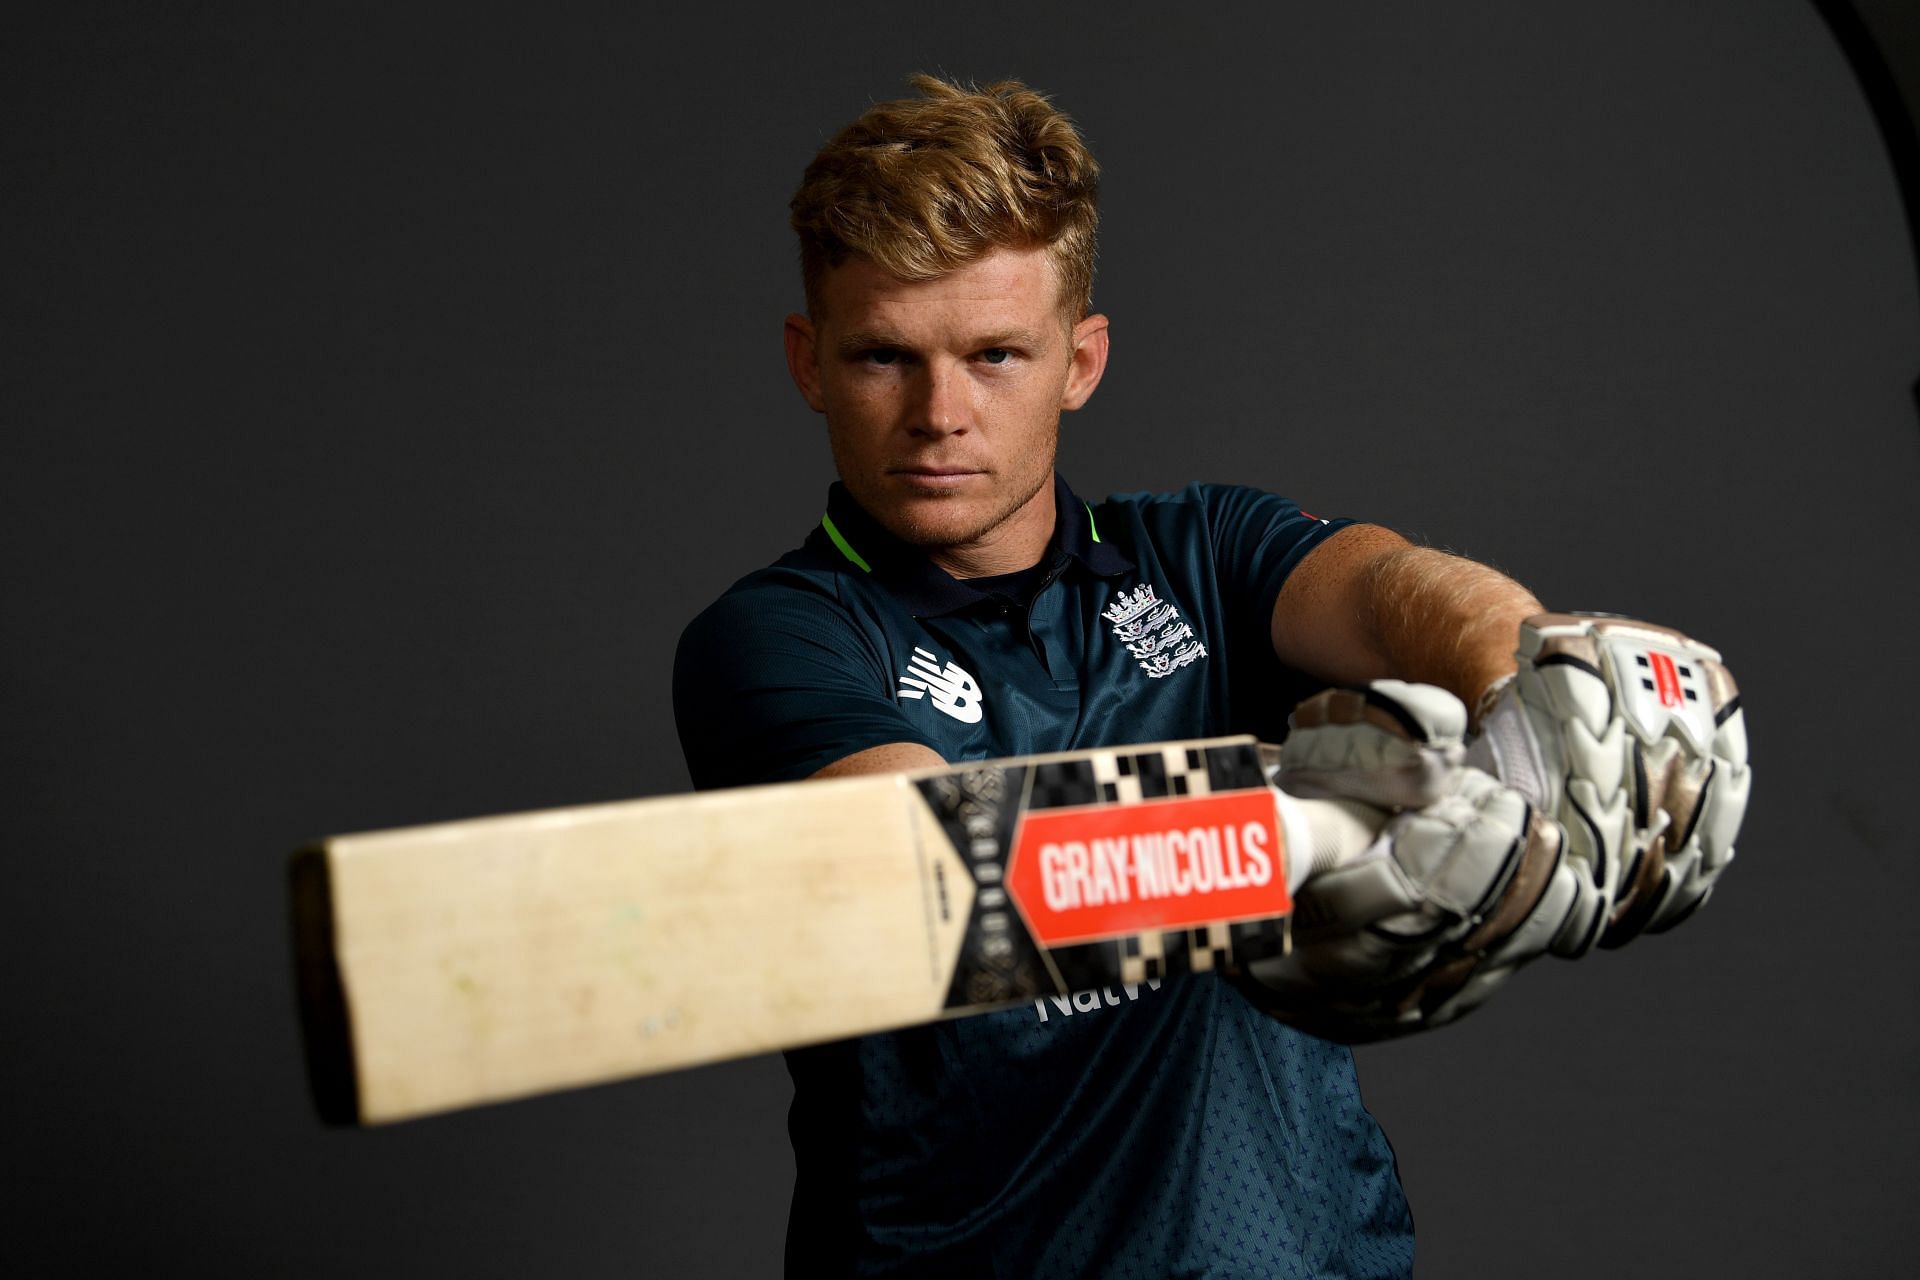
[1274,791,1391,894]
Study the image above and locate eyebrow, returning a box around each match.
[833,331,904,355]
[832,328,1047,356]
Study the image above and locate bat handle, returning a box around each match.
[1274,791,1391,894]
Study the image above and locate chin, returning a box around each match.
[884,501,994,549]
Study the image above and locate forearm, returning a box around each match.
[1359,546,1543,718]
[810,741,945,778]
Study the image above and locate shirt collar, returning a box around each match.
[813,473,1134,617]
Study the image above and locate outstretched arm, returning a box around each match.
[1270,524,1541,722]
[1265,521,1749,970]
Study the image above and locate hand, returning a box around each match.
[1467,614,1751,947]
[1236,680,1598,1042]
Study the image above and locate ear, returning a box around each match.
[784,313,827,412]
[1061,312,1110,412]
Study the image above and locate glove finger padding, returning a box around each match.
[1236,681,1590,1043]
[1467,613,1750,947]
[1277,679,1467,812]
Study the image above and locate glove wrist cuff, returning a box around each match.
[1470,672,1515,735]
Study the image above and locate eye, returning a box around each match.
[862,348,904,366]
[979,348,1013,365]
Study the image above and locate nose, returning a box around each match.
[910,359,969,438]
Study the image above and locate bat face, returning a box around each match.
[293,738,1318,1126]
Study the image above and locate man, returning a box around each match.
[674,75,1744,1277]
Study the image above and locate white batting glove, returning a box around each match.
[1236,681,1594,1042]
[1466,614,1750,947]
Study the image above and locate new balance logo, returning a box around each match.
[897,647,985,724]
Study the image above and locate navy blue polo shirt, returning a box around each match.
[674,475,1414,1279]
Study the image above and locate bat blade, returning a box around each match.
[292,737,1343,1126]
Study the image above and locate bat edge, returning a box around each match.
[290,844,364,1127]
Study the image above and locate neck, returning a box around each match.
[929,479,1058,579]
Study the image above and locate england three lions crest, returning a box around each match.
[1102,584,1207,678]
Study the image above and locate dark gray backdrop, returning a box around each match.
[7,3,1916,1275]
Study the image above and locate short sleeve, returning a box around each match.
[1193,484,1355,653]
[672,578,939,790]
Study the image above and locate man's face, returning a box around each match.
[784,246,1108,575]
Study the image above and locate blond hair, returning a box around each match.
[790,74,1101,319]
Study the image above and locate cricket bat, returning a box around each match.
[292,737,1385,1126]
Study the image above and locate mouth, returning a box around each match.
[889,466,985,490]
